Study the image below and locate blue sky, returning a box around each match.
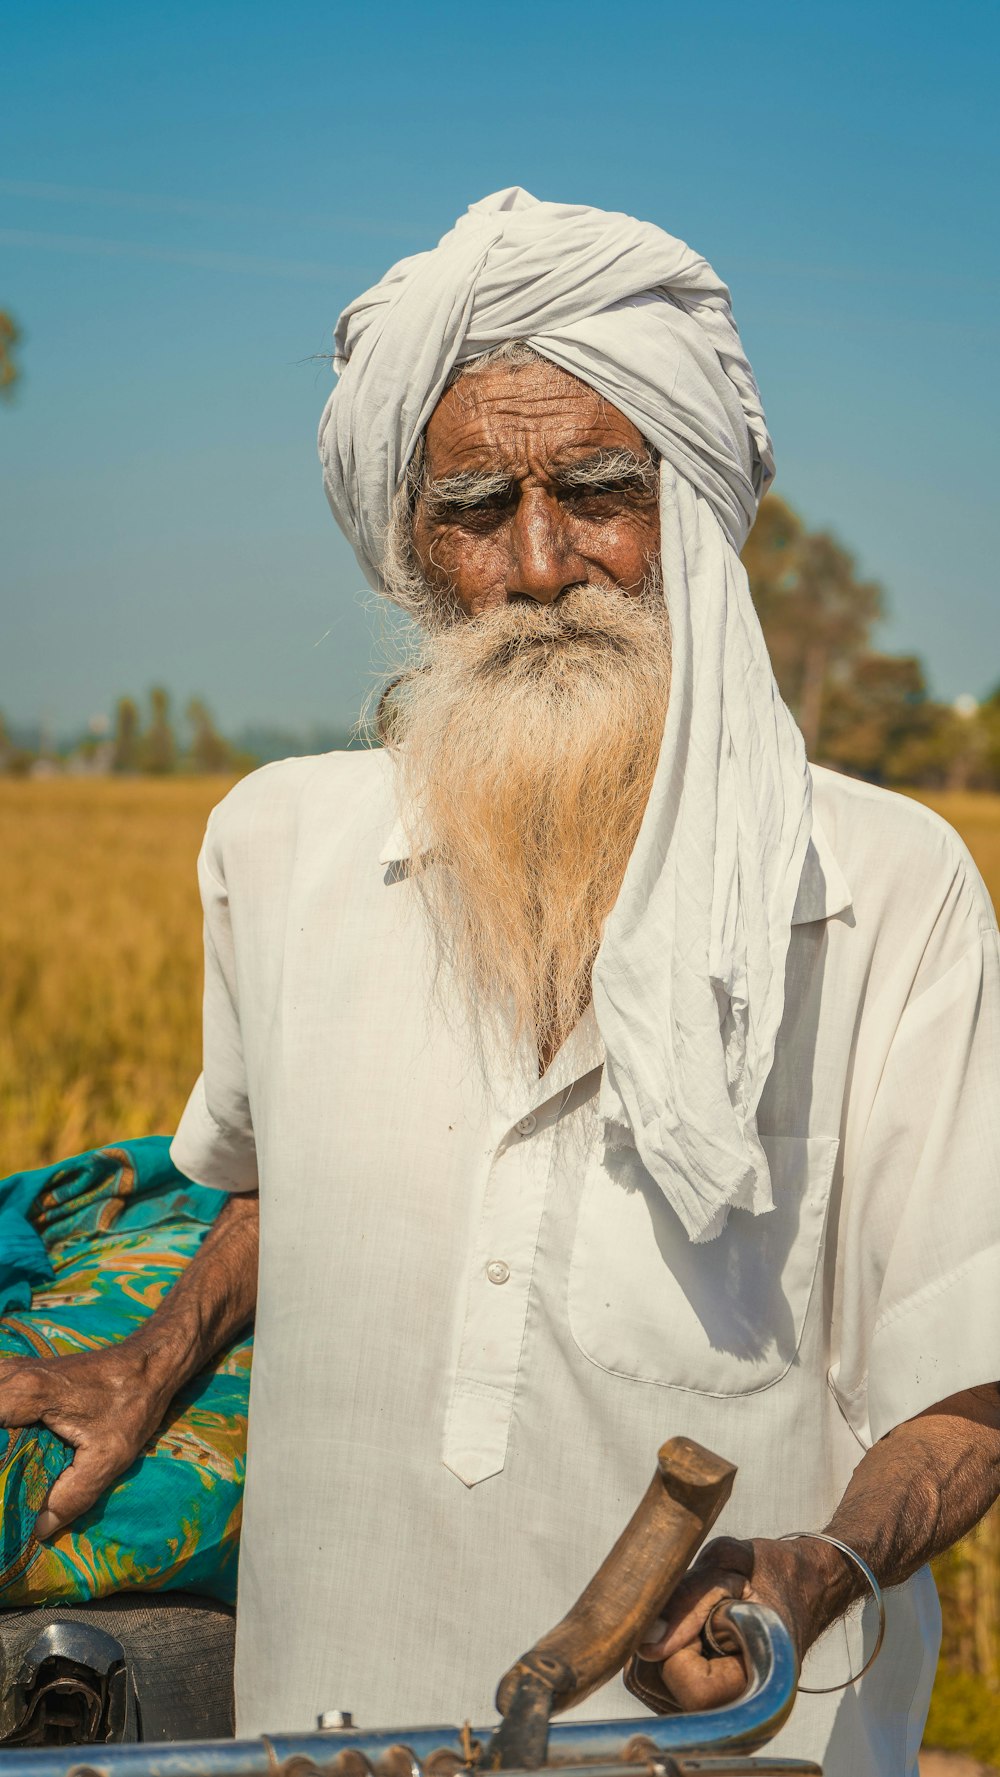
[3,0,998,737]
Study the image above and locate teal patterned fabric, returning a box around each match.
[0,1139,250,1605]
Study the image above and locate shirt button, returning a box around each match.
[515,1114,537,1136]
[486,1259,511,1285]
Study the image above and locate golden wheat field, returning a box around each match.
[3,774,999,1176]
[0,776,237,1176]
[3,773,1000,1762]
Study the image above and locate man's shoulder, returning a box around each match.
[810,764,997,945]
[206,748,394,862]
[810,764,977,877]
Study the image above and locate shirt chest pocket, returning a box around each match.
[568,1134,839,1395]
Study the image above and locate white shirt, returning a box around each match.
[171,750,1000,1777]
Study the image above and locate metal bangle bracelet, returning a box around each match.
[779,1531,886,1693]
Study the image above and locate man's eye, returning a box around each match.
[560,484,631,513]
[564,479,657,508]
[449,496,513,528]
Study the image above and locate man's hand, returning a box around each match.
[0,1343,178,1538]
[0,1190,259,1541]
[638,1384,1000,1712]
[637,1534,847,1711]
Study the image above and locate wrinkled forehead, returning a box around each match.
[422,357,649,481]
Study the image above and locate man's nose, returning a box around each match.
[505,491,585,604]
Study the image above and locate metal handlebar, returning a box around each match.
[0,1602,802,1777]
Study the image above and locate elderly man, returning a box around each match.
[4,190,1000,1774]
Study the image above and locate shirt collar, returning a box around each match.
[791,817,853,924]
[379,811,852,923]
[378,813,415,867]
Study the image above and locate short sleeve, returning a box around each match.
[170,809,259,1194]
[832,912,1000,1444]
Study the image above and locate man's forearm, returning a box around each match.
[121,1190,260,1403]
[792,1384,1000,1644]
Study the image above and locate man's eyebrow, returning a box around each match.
[550,447,659,492]
[420,466,514,517]
[419,447,659,518]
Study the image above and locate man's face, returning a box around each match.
[411,359,660,619]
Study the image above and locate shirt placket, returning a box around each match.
[442,1103,557,1487]
[442,1015,604,1488]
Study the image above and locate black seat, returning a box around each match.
[0,1592,235,1745]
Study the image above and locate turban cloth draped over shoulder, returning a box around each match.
[318,188,812,1243]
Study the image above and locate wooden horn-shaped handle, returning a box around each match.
[495,1436,736,1719]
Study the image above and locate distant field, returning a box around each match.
[2,773,1000,1757]
[0,776,234,1176]
[2,776,998,1177]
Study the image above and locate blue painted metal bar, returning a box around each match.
[0,1605,798,1777]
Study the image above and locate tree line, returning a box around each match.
[0,310,20,401]
[105,691,257,775]
[3,494,998,786]
[0,692,258,777]
[743,496,1000,791]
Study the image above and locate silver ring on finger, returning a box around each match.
[703,1597,738,1657]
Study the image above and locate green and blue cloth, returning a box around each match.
[0,1140,250,1606]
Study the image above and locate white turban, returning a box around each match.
[319,187,812,1243]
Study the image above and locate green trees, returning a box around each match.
[107,690,241,775]
[111,697,141,773]
[742,494,989,786]
[0,312,21,400]
[744,501,883,757]
[186,699,234,774]
[140,687,176,775]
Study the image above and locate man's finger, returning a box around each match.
[638,1575,746,1661]
[34,1447,116,1540]
[659,1644,747,1712]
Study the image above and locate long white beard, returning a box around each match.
[391,581,671,1063]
